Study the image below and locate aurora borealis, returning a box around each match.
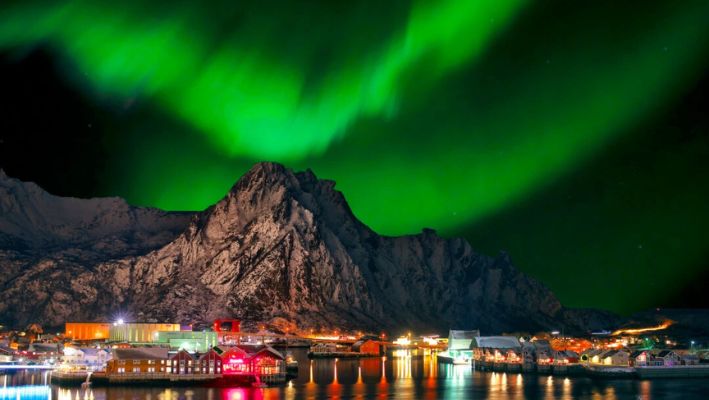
[1,0,708,314]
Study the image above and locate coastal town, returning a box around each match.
[0,317,707,389]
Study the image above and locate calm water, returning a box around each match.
[2,349,708,399]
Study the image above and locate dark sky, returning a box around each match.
[1,0,708,315]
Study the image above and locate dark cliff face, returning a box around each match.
[0,163,618,333]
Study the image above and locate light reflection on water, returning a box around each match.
[3,350,709,399]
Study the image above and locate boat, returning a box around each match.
[285,353,299,376]
[437,351,472,365]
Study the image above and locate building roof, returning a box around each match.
[583,348,603,357]
[170,349,194,360]
[657,350,676,358]
[79,348,106,357]
[448,330,479,350]
[29,343,59,353]
[113,348,168,360]
[352,340,379,351]
[601,350,618,358]
[473,336,521,349]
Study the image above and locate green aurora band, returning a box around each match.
[2,0,709,312]
[0,0,526,158]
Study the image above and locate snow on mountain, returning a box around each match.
[0,164,618,333]
[0,169,191,254]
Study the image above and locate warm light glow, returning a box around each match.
[393,336,411,346]
[611,320,673,336]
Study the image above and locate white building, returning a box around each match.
[62,347,111,370]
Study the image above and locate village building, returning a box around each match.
[169,350,195,374]
[654,350,681,367]
[630,350,652,366]
[580,348,604,364]
[198,349,223,374]
[216,346,251,375]
[681,353,700,365]
[106,348,169,374]
[62,347,111,370]
[600,349,630,366]
[241,345,285,376]
[553,350,579,364]
[213,345,285,376]
[506,349,522,363]
[352,340,381,356]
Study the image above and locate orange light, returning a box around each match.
[611,321,673,336]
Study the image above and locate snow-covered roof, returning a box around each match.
[113,348,168,360]
[447,330,479,350]
[473,336,521,349]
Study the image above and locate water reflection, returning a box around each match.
[2,350,709,399]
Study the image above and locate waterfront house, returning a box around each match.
[654,350,681,366]
[521,343,535,363]
[214,345,285,376]
[310,342,339,353]
[217,346,250,374]
[352,340,380,356]
[106,348,169,374]
[580,348,603,364]
[237,345,286,376]
[600,350,629,366]
[198,349,223,374]
[506,349,522,363]
[630,350,652,366]
[681,353,700,366]
[170,350,195,374]
[536,349,553,364]
[473,336,521,350]
[62,347,110,370]
[553,350,579,364]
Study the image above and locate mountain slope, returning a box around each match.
[0,169,191,255]
[0,164,618,333]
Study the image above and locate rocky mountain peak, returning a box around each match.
[0,163,619,333]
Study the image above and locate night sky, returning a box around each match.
[1,0,708,314]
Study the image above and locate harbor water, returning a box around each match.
[2,349,708,399]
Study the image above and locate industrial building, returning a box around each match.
[155,331,218,352]
[65,322,112,341]
[109,322,181,343]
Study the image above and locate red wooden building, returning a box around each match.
[197,349,223,374]
[352,340,381,355]
[170,350,195,374]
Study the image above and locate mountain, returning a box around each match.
[0,169,191,255]
[0,163,618,333]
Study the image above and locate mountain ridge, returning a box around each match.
[0,163,619,333]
